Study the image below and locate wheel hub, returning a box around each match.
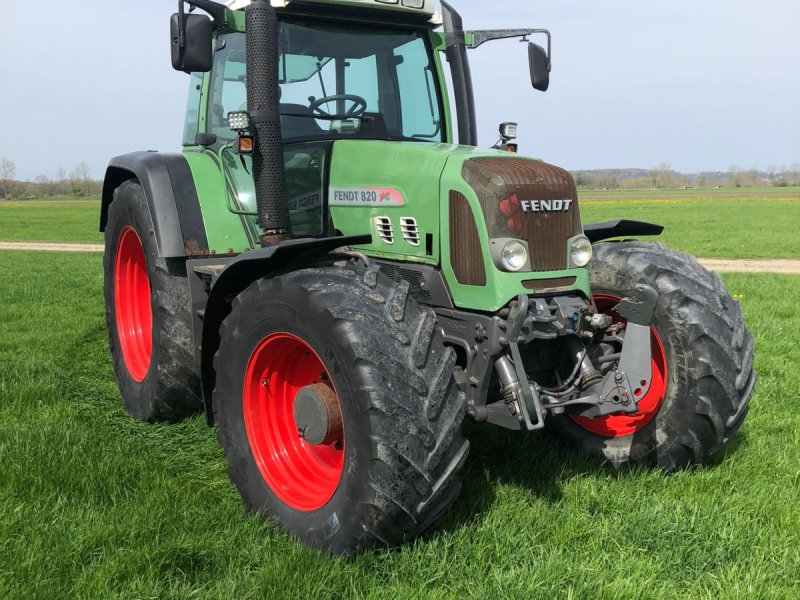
[293,383,343,446]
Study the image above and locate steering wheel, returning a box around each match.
[308,94,368,118]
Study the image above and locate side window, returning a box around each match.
[394,38,441,140]
[182,72,204,146]
[285,144,328,237]
[345,55,379,112]
[207,33,247,143]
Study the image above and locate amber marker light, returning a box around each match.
[238,135,254,154]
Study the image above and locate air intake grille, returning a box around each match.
[449,191,487,286]
[378,263,433,304]
[374,216,394,244]
[400,217,420,246]
[461,158,581,272]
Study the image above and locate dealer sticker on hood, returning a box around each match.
[329,187,405,207]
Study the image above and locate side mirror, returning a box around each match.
[528,42,550,92]
[171,13,213,73]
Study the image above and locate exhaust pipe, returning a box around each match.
[246,0,291,245]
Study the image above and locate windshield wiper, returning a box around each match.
[280,112,374,122]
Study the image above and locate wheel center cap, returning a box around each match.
[293,382,342,446]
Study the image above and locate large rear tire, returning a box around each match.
[213,263,469,555]
[549,241,755,472]
[103,180,202,422]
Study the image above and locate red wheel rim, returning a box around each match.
[570,294,668,437]
[243,333,345,511]
[114,227,153,382]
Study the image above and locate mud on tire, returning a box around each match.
[213,263,469,555]
[103,180,202,422]
[549,241,756,472]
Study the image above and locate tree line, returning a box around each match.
[572,162,800,190]
[0,158,102,199]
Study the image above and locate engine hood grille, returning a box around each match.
[461,157,582,272]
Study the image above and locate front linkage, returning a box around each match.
[437,285,658,431]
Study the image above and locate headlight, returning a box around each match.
[227,111,250,132]
[569,235,593,267]
[500,240,528,272]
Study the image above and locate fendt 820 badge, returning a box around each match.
[100,0,755,554]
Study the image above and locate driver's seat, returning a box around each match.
[279,103,323,140]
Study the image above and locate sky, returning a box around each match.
[0,0,798,180]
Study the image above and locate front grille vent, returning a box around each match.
[374,216,394,244]
[399,217,420,246]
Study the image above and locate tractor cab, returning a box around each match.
[197,14,448,237]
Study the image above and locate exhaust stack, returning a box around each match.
[246,0,291,245]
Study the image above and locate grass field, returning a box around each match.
[1,188,798,259]
[579,190,800,259]
[579,186,800,199]
[0,199,102,244]
[1,251,798,598]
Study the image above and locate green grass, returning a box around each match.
[581,193,800,259]
[1,251,798,598]
[0,199,102,244]
[579,186,800,199]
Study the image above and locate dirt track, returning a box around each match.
[0,242,105,253]
[697,259,800,275]
[0,242,799,275]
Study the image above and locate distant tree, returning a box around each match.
[69,162,92,196]
[766,165,777,186]
[34,174,58,197]
[600,174,620,189]
[574,173,590,188]
[652,162,674,188]
[729,165,743,188]
[56,167,67,196]
[791,163,800,186]
[0,158,15,198]
[744,168,760,187]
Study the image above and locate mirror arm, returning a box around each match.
[468,29,535,49]
[468,28,551,71]
[182,0,227,22]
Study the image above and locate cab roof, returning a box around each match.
[225,0,440,24]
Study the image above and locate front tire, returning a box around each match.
[213,264,469,555]
[550,241,755,472]
[103,180,202,422]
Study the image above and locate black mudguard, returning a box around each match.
[583,219,663,243]
[100,151,209,258]
[197,234,372,424]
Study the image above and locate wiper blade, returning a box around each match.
[280,112,374,122]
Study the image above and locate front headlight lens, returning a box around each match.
[570,235,593,267]
[501,240,528,272]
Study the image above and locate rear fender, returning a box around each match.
[100,151,209,258]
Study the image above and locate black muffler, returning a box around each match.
[246,0,291,245]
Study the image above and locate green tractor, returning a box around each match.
[101,0,755,554]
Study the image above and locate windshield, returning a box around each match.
[207,22,444,144]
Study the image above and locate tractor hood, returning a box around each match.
[328,140,458,265]
[329,140,590,311]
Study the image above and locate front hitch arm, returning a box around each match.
[577,284,658,418]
